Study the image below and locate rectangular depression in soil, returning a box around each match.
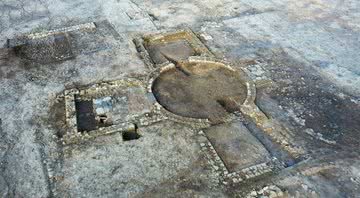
[75,99,97,132]
[204,121,271,172]
[7,20,122,64]
[146,40,196,64]
[135,28,214,66]
[10,32,74,64]
[7,23,95,63]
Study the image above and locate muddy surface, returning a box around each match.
[152,62,247,122]
[146,40,196,64]
[255,50,360,148]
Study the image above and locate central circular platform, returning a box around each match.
[152,59,248,123]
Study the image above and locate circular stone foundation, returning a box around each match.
[152,59,248,123]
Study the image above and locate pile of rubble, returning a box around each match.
[246,185,287,198]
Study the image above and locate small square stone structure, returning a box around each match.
[204,121,271,172]
[63,79,152,144]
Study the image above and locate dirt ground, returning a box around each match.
[0,0,360,197]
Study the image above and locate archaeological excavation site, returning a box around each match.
[0,0,360,197]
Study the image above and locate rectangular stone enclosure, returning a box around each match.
[63,79,152,144]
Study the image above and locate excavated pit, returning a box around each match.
[152,61,248,123]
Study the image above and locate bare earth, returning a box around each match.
[0,0,360,197]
